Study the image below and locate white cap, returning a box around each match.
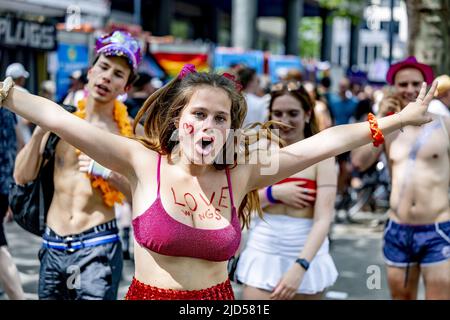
[70,70,82,80]
[40,80,56,94]
[5,63,29,79]
[151,77,163,89]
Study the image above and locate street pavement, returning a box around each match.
[0,212,424,300]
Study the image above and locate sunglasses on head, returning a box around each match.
[270,81,303,93]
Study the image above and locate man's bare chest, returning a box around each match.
[388,124,448,164]
[53,119,119,172]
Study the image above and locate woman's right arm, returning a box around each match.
[14,127,49,185]
[350,95,402,171]
[257,189,270,208]
[258,182,316,209]
[246,81,437,192]
[2,85,145,181]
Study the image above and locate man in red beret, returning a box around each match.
[385,56,434,105]
[352,56,450,300]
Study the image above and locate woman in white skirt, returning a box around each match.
[235,81,338,300]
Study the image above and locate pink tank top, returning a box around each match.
[132,154,241,262]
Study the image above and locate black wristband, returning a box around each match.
[295,258,310,271]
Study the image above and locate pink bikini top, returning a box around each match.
[132,154,241,262]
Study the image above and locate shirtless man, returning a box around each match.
[351,56,450,300]
[13,31,140,300]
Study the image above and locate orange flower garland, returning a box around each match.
[75,99,133,207]
[367,113,384,147]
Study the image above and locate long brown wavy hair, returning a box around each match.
[133,71,279,228]
[268,81,318,138]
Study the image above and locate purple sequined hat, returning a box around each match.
[95,30,142,71]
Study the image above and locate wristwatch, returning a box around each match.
[295,258,310,271]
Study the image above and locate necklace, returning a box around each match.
[75,99,133,207]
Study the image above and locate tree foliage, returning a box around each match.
[406,0,450,75]
[299,17,322,58]
[318,0,368,24]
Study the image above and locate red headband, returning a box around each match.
[223,72,243,92]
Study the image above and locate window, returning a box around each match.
[379,0,400,7]
[373,46,381,59]
[380,21,399,34]
[364,46,369,64]
[338,46,342,66]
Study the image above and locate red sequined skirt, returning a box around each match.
[125,277,235,300]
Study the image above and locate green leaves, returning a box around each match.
[318,0,369,24]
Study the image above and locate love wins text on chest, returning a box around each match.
[170,186,230,221]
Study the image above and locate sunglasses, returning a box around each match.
[270,81,303,93]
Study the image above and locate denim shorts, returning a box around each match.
[383,219,450,267]
[38,221,123,300]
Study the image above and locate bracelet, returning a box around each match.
[367,113,385,147]
[266,186,281,204]
[0,77,14,107]
[295,258,310,271]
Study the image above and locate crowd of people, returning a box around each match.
[0,30,448,300]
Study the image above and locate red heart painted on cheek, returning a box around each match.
[182,123,194,135]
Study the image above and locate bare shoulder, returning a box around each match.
[316,157,337,180]
[129,139,159,169]
[428,114,450,138]
[442,116,450,134]
[439,116,450,151]
[134,122,146,138]
[229,162,252,183]
[228,163,253,202]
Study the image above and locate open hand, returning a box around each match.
[378,94,403,117]
[270,264,305,300]
[78,153,92,174]
[272,181,316,209]
[399,81,438,126]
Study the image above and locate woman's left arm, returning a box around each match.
[249,119,395,190]
[247,81,437,192]
[1,82,145,181]
[270,158,337,300]
[296,158,337,262]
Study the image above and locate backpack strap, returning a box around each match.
[42,104,77,160]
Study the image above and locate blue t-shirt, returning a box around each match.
[327,93,358,126]
[0,108,17,195]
